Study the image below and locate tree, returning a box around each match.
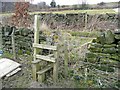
[12,2,30,27]
[57,4,60,8]
[118,1,120,7]
[73,5,78,10]
[81,0,89,10]
[50,0,56,8]
[97,2,106,6]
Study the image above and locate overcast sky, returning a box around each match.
[31,0,119,5]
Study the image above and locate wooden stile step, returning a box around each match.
[47,54,54,57]
[32,60,42,64]
[37,64,53,75]
[33,43,57,51]
[32,54,54,64]
[36,54,55,63]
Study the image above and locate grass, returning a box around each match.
[1,30,95,88]
[49,9,117,15]
[68,30,99,38]
[2,52,14,59]
[79,37,93,45]
[0,9,117,17]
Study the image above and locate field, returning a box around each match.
[31,9,117,15]
[0,9,117,17]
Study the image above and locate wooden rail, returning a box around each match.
[37,64,53,75]
[36,54,55,63]
[33,43,57,51]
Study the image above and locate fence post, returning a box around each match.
[53,44,59,83]
[11,27,16,60]
[32,15,40,81]
[64,41,68,78]
[34,15,40,61]
[85,12,88,30]
[0,26,2,51]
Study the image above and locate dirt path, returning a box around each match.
[2,55,61,88]
[2,55,33,88]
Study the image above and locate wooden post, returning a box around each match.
[64,41,68,78]
[32,15,40,81]
[32,63,39,81]
[38,73,45,83]
[0,26,2,50]
[53,45,59,83]
[11,27,16,60]
[34,15,40,61]
[85,12,88,30]
[37,61,45,83]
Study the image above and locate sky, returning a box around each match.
[31,0,119,5]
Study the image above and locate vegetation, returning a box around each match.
[0,1,119,89]
[97,2,106,6]
[50,0,56,8]
[69,31,99,37]
[0,9,116,17]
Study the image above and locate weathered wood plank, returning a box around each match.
[37,74,45,83]
[32,60,41,64]
[36,54,55,63]
[33,15,40,61]
[37,64,53,75]
[0,58,21,78]
[32,54,54,64]
[53,44,59,83]
[33,43,57,51]
[32,62,40,81]
[37,61,45,82]
[6,68,21,77]
[47,54,54,57]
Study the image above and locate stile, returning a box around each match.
[37,64,53,75]
[32,60,41,64]
[32,15,40,81]
[53,45,59,82]
[37,74,45,83]
[33,15,40,61]
[36,54,55,63]
[33,43,57,51]
[32,63,40,81]
[32,15,59,83]
[37,61,46,82]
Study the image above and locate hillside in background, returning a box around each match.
[0,1,119,13]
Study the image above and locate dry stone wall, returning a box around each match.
[31,13,118,30]
[85,30,120,87]
[2,13,118,30]
[86,30,120,70]
[1,25,46,55]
